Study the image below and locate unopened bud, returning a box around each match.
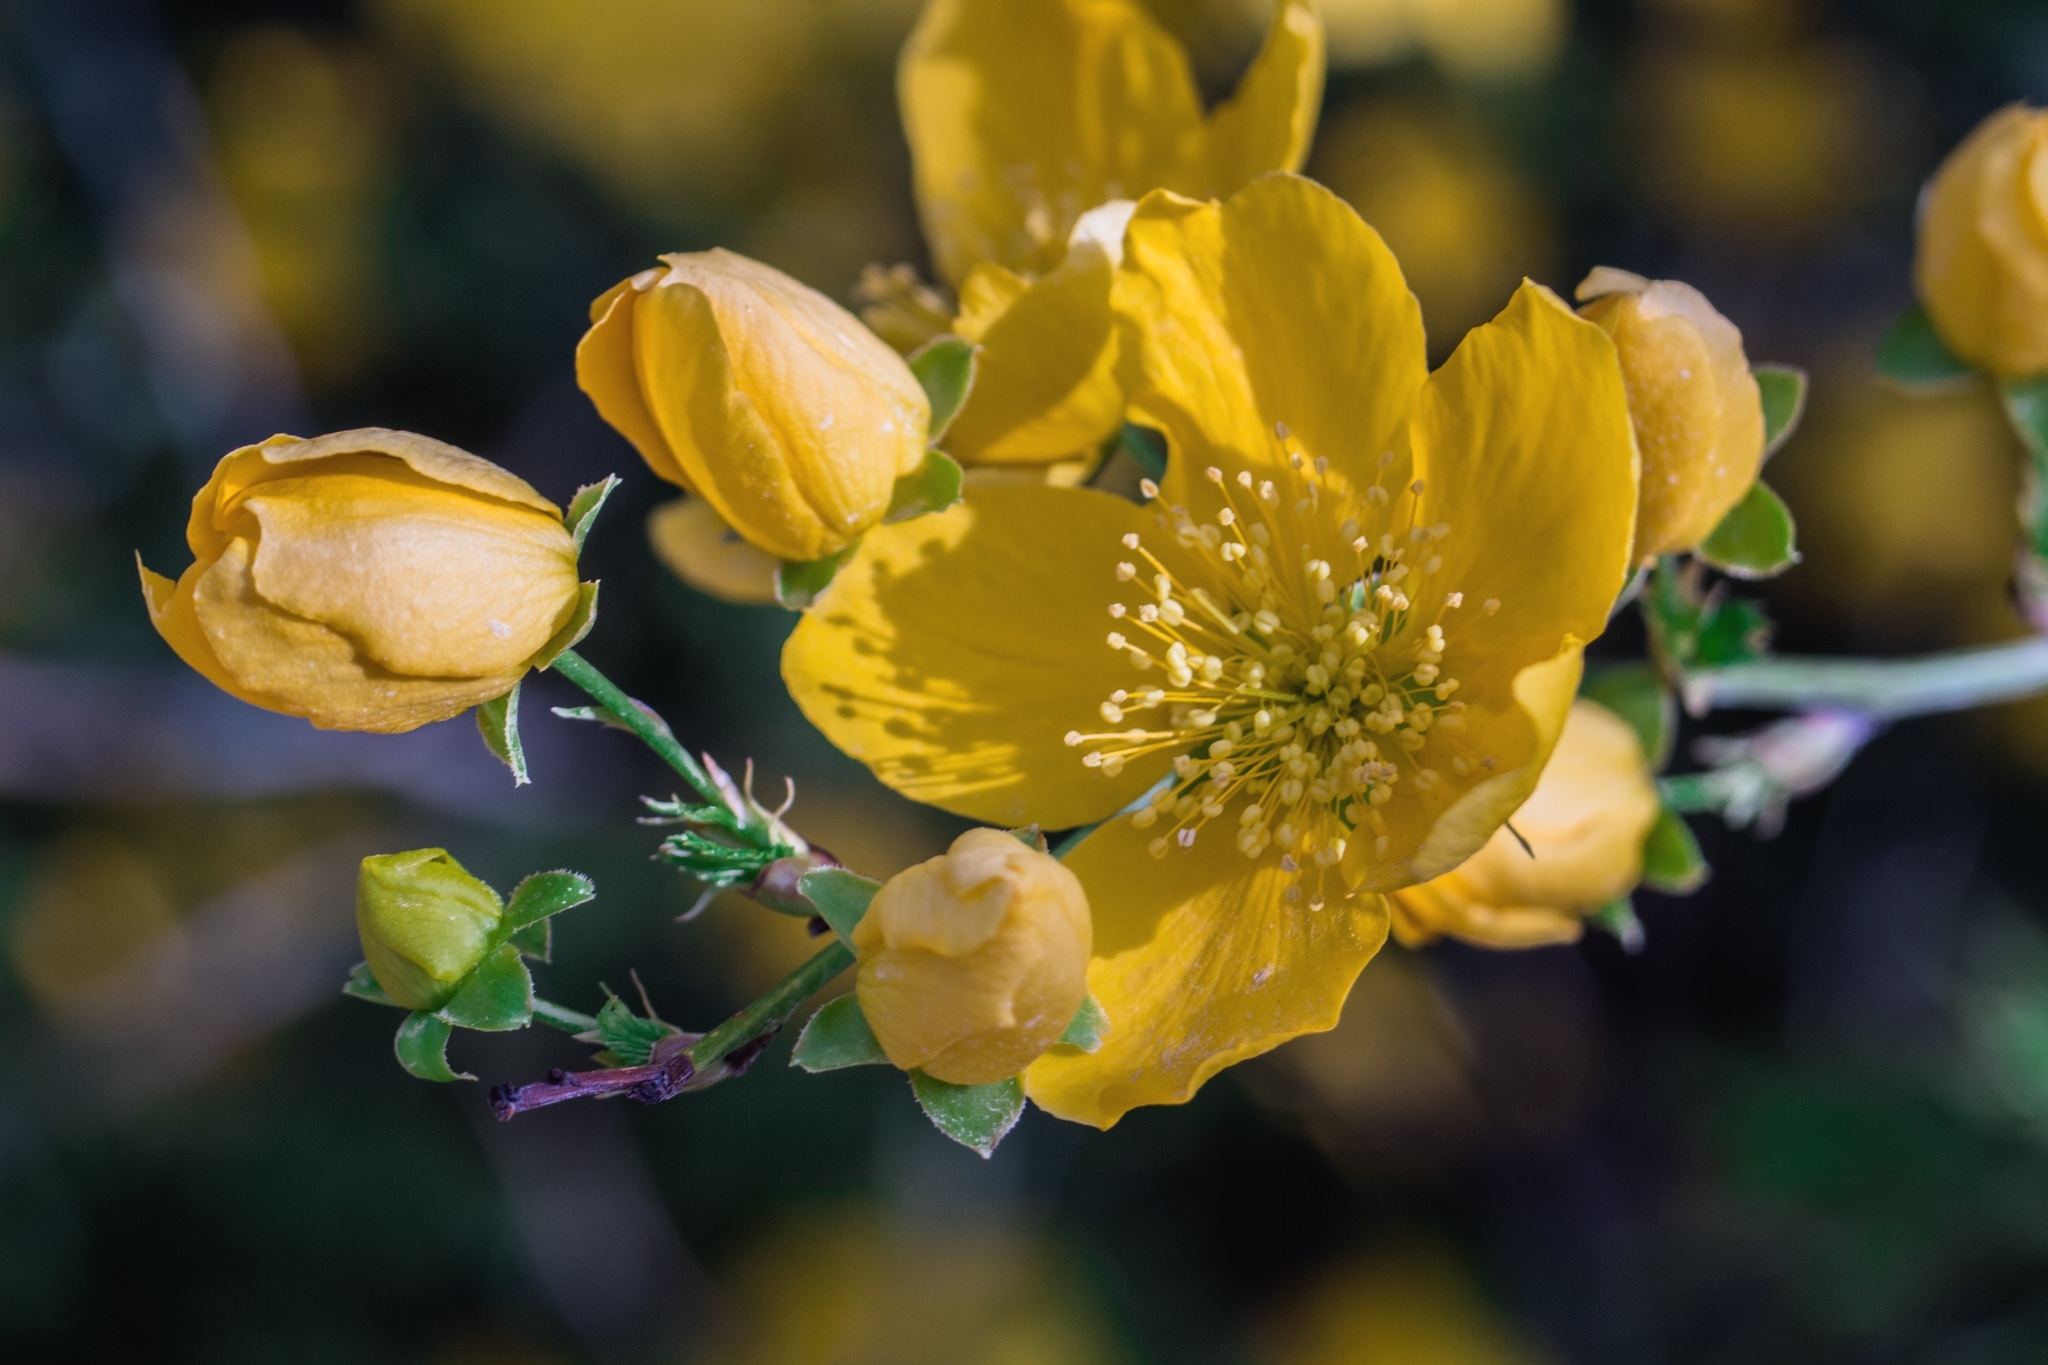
[1914,104,2048,378]
[357,849,503,1011]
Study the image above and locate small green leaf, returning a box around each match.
[908,1071,1027,1157]
[435,944,534,1032]
[531,582,599,670]
[503,870,596,932]
[1586,898,1645,954]
[791,995,891,1071]
[799,868,881,947]
[2002,378,2048,556]
[1876,304,1975,390]
[908,336,978,444]
[395,1012,471,1082]
[775,544,858,610]
[1120,423,1168,483]
[565,474,622,552]
[476,684,529,786]
[1580,662,1675,771]
[1055,995,1107,1053]
[343,960,400,1008]
[1753,364,1808,460]
[583,992,681,1067]
[884,449,964,524]
[509,919,550,962]
[1698,482,1799,580]
[1640,806,1709,895]
[1695,596,1772,668]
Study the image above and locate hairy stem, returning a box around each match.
[548,648,721,808]
[1684,636,2048,720]
[685,940,854,1074]
[531,998,598,1034]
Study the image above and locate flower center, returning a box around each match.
[1066,434,1501,902]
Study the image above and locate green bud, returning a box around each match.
[356,849,504,1011]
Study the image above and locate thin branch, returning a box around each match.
[1683,636,2048,720]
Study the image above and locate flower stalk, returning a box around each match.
[1683,636,2048,720]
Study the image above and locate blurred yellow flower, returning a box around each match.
[1318,0,1566,78]
[874,0,1324,465]
[139,428,586,734]
[1390,700,1660,949]
[785,174,1640,1126]
[1260,1248,1556,1365]
[854,828,1092,1084]
[646,498,782,606]
[1915,103,2048,378]
[579,249,932,565]
[1576,267,1766,559]
[356,848,504,1011]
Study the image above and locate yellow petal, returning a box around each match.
[646,498,781,605]
[1114,174,1426,515]
[945,253,1123,465]
[575,274,694,490]
[1388,880,1588,949]
[1024,808,1389,1129]
[1203,0,1325,191]
[1915,103,2048,377]
[139,554,269,707]
[782,484,1167,828]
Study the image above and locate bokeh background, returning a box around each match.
[4,0,2048,1359]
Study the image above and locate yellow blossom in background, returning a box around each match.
[1576,267,1766,559]
[854,828,1092,1084]
[578,249,931,565]
[1389,700,1659,948]
[139,428,586,733]
[1915,104,2048,378]
[1316,0,1566,78]
[1259,1248,1557,1365]
[645,498,782,607]
[870,0,1324,465]
[785,174,1640,1126]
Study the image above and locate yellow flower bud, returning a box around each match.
[138,428,584,733]
[1389,701,1660,949]
[1577,268,1766,559]
[577,249,931,564]
[357,849,504,1011]
[854,828,1092,1086]
[1914,103,2048,378]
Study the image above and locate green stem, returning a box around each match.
[531,998,598,1034]
[548,648,719,806]
[687,940,854,1070]
[1684,636,2048,720]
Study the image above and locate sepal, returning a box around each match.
[476,683,529,786]
[1754,364,1808,460]
[565,475,622,552]
[885,449,964,524]
[1054,995,1107,1053]
[1586,898,1646,953]
[395,1012,472,1082]
[791,995,890,1071]
[908,1070,1026,1157]
[1877,305,1975,391]
[775,545,857,610]
[1697,482,1799,580]
[1581,662,1675,771]
[435,944,534,1032]
[531,582,600,670]
[344,960,400,1007]
[907,335,978,445]
[1640,806,1710,894]
[798,868,880,947]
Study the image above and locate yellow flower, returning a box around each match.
[1915,103,2048,378]
[138,428,585,734]
[875,0,1324,466]
[646,497,781,606]
[357,848,504,1011]
[578,249,932,563]
[784,174,1640,1126]
[1388,700,1660,949]
[1576,267,1766,559]
[854,828,1092,1086]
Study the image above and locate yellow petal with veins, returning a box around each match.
[1025,808,1389,1129]
[946,251,1122,465]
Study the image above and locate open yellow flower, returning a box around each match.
[785,174,1639,1127]
[867,0,1324,466]
[1388,699,1660,949]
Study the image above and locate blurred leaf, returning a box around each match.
[908,1071,1026,1157]
[503,870,595,932]
[885,448,964,524]
[2000,378,2048,558]
[1581,662,1675,770]
[1877,305,1975,390]
[1645,559,1774,673]
[395,1012,471,1083]
[1056,995,1107,1053]
[343,960,400,1008]
[509,918,550,962]
[1120,422,1167,483]
[1696,596,1773,668]
[1587,897,1644,953]
[1754,364,1808,460]
[435,945,533,1032]
[532,582,600,669]
[800,868,880,947]
[908,335,977,444]
[791,995,890,1072]
[475,684,528,786]
[1006,824,1049,852]
[1642,806,1710,894]
[1698,482,1799,579]
[565,474,622,552]
[776,544,857,610]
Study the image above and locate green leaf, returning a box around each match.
[1753,364,1808,460]
[509,919,551,962]
[1055,995,1107,1053]
[531,582,599,670]
[1876,304,1975,390]
[343,960,400,1008]
[908,1071,1027,1157]
[1643,558,1773,673]
[1586,898,1645,954]
[884,449,964,524]
[775,543,858,611]
[2002,378,2048,557]
[1641,805,1710,894]
[395,1012,471,1082]
[1120,423,1167,483]
[1580,662,1675,771]
[435,944,534,1032]
[908,336,978,444]
[791,995,891,1071]
[1698,482,1799,580]
[584,992,681,1067]
[564,474,622,552]
[503,870,596,932]
[476,684,529,786]
[1695,596,1772,668]
[799,868,881,947]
